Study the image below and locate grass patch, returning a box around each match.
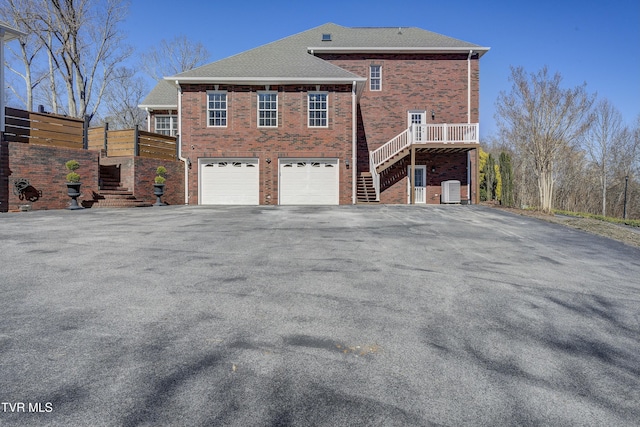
[553,209,640,228]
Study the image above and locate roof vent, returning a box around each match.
[322,33,332,41]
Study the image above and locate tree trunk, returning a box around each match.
[601,170,607,217]
[47,33,58,114]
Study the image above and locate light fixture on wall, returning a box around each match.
[431,166,436,173]
[431,110,436,120]
[345,159,350,168]
[266,158,271,164]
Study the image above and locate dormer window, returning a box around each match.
[322,33,332,42]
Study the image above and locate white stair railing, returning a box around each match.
[366,123,479,201]
[369,127,413,201]
[370,127,412,170]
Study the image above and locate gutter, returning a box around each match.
[167,76,367,86]
[307,46,491,56]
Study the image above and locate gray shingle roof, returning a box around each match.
[138,80,178,109]
[143,23,489,107]
[169,23,488,84]
[307,23,485,50]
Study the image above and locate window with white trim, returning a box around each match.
[370,65,381,91]
[308,92,328,128]
[258,92,277,127]
[207,91,227,127]
[155,115,178,136]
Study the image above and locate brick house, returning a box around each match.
[139,23,489,205]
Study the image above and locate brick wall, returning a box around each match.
[1,141,99,212]
[321,53,480,153]
[99,156,185,206]
[174,54,481,205]
[380,150,472,204]
[180,84,354,205]
[133,157,185,206]
[321,52,480,203]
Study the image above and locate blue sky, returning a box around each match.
[127,0,639,138]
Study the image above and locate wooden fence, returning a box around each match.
[3,107,177,161]
[3,107,86,149]
[87,125,177,161]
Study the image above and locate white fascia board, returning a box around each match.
[166,76,367,85]
[308,46,491,57]
[0,25,27,42]
[137,104,178,110]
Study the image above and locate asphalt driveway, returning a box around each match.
[1,205,639,426]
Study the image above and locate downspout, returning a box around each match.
[467,50,473,203]
[467,49,473,124]
[0,30,5,133]
[352,81,357,204]
[176,82,188,204]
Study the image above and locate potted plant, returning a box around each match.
[153,166,167,206]
[65,160,84,210]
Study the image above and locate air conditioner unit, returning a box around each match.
[441,180,461,204]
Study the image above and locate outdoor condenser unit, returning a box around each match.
[441,180,461,204]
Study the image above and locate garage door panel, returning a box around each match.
[279,159,338,205]
[200,159,259,205]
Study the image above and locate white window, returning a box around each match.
[258,92,277,127]
[308,92,328,128]
[207,91,227,127]
[155,115,178,136]
[370,65,381,91]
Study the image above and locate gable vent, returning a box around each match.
[322,33,332,41]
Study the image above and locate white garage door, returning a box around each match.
[279,159,339,205]
[200,159,259,205]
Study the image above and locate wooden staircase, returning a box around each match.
[376,148,410,174]
[90,165,151,208]
[356,172,378,203]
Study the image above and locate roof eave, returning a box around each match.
[166,76,367,85]
[138,104,178,110]
[308,46,491,57]
[0,25,27,42]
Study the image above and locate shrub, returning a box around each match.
[65,160,81,182]
[154,165,167,184]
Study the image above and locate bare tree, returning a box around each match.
[582,99,628,216]
[140,35,210,81]
[19,0,132,120]
[496,66,595,213]
[1,0,47,111]
[96,67,148,129]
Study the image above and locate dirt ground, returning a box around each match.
[486,204,640,248]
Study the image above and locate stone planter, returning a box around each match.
[153,183,166,206]
[66,182,84,210]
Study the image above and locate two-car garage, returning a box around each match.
[199,158,339,205]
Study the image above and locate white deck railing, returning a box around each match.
[368,123,479,201]
[412,123,478,143]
